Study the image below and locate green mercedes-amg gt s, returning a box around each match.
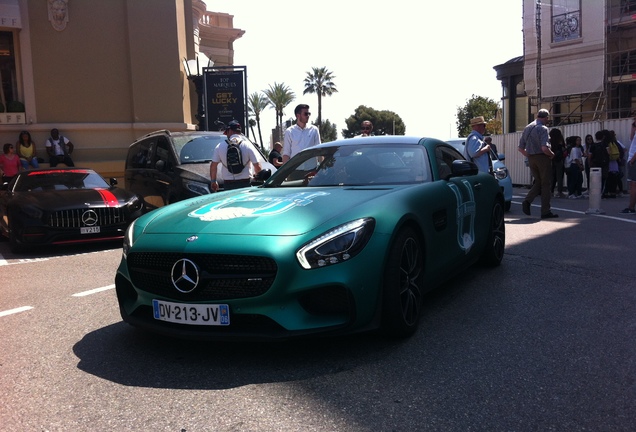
[115,135,505,340]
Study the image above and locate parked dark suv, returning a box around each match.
[125,130,274,210]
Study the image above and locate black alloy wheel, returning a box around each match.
[382,227,424,337]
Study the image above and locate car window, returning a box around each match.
[127,138,154,169]
[15,170,110,192]
[435,145,464,180]
[174,135,226,164]
[154,137,173,171]
[265,144,430,187]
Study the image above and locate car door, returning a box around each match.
[426,144,482,276]
[125,137,160,209]
[150,136,179,207]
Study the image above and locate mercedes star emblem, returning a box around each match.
[171,258,200,293]
[81,210,99,226]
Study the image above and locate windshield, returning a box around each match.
[264,144,430,187]
[173,135,226,164]
[14,169,110,192]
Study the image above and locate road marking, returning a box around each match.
[72,284,115,297]
[0,306,34,317]
[511,200,636,224]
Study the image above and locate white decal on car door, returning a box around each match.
[447,179,476,253]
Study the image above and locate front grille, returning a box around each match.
[127,252,278,301]
[48,207,125,228]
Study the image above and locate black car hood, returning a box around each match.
[12,188,132,209]
[176,163,210,181]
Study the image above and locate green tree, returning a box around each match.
[342,105,406,138]
[456,95,501,137]
[263,83,295,144]
[319,119,338,143]
[247,92,269,151]
[303,67,338,126]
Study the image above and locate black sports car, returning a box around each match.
[0,168,144,253]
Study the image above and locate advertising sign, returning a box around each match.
[203,66,247,135]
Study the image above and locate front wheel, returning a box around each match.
[8,219,25,254]
[479,199,505,267]
[382,227,425,338]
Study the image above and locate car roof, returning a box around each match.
[316,135,444,148]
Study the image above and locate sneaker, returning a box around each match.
[568,194,577,199]
[619,208,636,214]
[522,200,531,215]
[553,192,560,198]
[541,212,559,219]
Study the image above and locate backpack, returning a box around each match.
[608,141,620,161]
[590,142,609,166]
[225,137,245,174]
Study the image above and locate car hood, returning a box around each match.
[140,186,396,236]
[15,188,131,208]
[176,163,210,181]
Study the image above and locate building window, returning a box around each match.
[552,0,581,43]
[0,30,19,112]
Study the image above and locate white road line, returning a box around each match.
[511,200,636,224]
[0,306,34,317]
[72,284,115,297]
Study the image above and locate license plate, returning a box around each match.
[152,299,230,326]
[81,226,100,234]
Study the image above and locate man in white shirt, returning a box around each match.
[282,104,321,164]
[209,121,261,192]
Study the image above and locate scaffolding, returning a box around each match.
[604,0,636,120]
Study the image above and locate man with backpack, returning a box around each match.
[209,120,262,192]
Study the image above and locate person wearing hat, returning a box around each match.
[209,120,262,192]
[518,109,558,219]
[465,116,491,173]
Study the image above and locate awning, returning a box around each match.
[0,0,21,29]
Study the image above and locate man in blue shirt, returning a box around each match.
[464,116,491,173]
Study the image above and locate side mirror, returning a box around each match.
[255,169,271,181]
[155,160,165,172]
[110,178,118,187]
[450,160,478,177]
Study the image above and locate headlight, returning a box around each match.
[127,195,143,212]
[493,167,509,180]
[123,223,135,258]
[184,179,211,196]
[296,218,375,269]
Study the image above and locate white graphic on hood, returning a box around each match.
[188,191,330,221]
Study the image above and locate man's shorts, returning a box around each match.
[627,161,636,182]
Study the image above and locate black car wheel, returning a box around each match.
[8,220,24,254]
[382,227,424,337]
[479,199,505,267]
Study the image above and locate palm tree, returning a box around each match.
[303,67,338,126]
[248,92,269,151]
[263,82,295,143]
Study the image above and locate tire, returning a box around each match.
[479,199,505,267]
[382,227,425,338]
[8,222,24,254]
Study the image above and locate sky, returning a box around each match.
[211,0,524,143]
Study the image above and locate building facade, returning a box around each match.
[0,0,242,176]
[496,0,636,133]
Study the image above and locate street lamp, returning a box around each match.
[183,53,213,131]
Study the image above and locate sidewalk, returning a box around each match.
[510,186,634,218]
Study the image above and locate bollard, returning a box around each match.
[586,167,605,214]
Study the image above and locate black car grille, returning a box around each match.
[48,208,125,228]
[127,252,278,301]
